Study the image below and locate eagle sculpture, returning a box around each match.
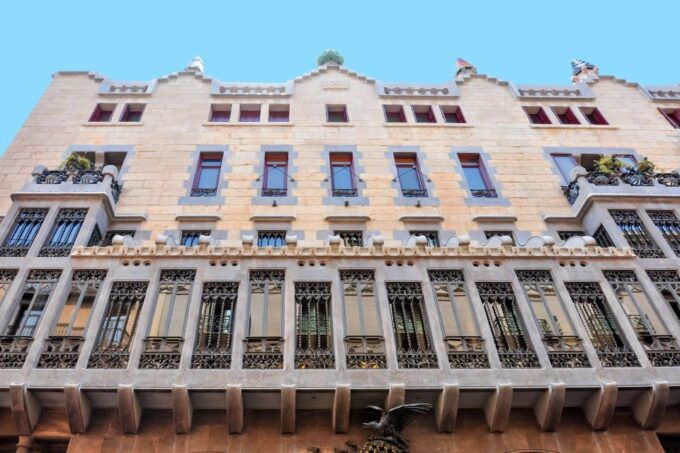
[360,403,432,453]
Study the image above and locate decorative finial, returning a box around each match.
[455,58,477,80]
[185,56,204,73]
[317,49,344,66]
[571,59,598,83]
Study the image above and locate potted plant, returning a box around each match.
[594,155,628,175]
[60,152,92,173]
[634,157,655,174]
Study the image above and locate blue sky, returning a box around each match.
[0,1,678,154]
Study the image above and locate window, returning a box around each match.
[410,230,440,247]
[647,270,680,321]
[340,270,386,369]
[103,152,127,172]
[484,231,514,244]
[557,230,585,241]
[440,106,466,123]
[386,282,438,368]
[181,231,209,247]
[93,230,135,247]
[459,153,496,197]
[476,282,540,368]
[383,105,406,123]
[552,107,580,125]
[551,154,578,183]
[523,106,551,125]
[580,107,608,125]
[261,152,289,197]
[0,208,48,257]
[257,231,286,248]
[294,282,334,369]
[192,281,239,369]
[335,231,363,247]
[209,104,231,122]
[593,224,615,248]
[239,104,261,122]
[268,104,289,122]
[428,270,489,368]
[5,269,61,338]
[412,105,436,123]
[658,108,680,129]
[647,210,680,256]
[39,208,88,257]
[394,154,427,197]
[329,153,357,197]
[609,209,664,258]
[119,104,144,122]
[191,153,223,197]
[88,281,149,369]
[0,270,18,307]
[244,270,285,369]
[326,104,348,123]
[89,104,115,122]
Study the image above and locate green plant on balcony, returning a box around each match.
[60,153,91,173]
[634,157,655,174]
[594,156,629,175]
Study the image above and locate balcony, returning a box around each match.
[639,334,680,367]
[0,336,33,368]
[345,335,387,369]
[37,336,84,368]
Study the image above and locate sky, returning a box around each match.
[0,0,678,154]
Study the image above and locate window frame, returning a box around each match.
[326,104,349,123]
[523,106,552,125]
[440,106,466,124]
[209,104,231,123]
[119,104,145,122]
[394,153,426,195]
[329,152,356,195]
[551,153,578,183]
[580,107,608,125]
[459,153,496,195]
[239,105,261,123]
[383,105,406,123]
[659,108,680,129]
[191,152,223,195]
[551,106,580,125]
[89,104,115,122]
[268,104,290,123]
[412,105,437,123]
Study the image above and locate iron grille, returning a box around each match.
[295,282,334,369]
[192,281,238,369]
[0,208,48,257]
[386,282,438,369]
[181,231,209,247]
[39,208,88,257]
[257,231,286,248]
[647,210,680,256]
[190,187,217,197]
[261,188,287,197]
[410,231,440,247]
[476,282,540,368]
[558,231,585,241]
[87,225,102,247]
[593,225,615,248]
[243,270,284,369]
[647,270,680,320]
[564,282,639,367]
[332,188,358,197]
[470,189,498,198]
[401,188,428,198]
[88,281,148,369]
[609,210,664,258]
[335,231,363,247]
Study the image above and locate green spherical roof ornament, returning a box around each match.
[317,49,344,66]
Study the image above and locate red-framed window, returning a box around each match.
[412,105,436,123]
[551,153,578,183]
[268,105,290,122]
[89,104,115,122]
[191,153,222,196]
[394,154,427,196]
[552,107,580,125]
[383,105,406,123]
[580,107,608,125]
[239,105,261,122]
[523,106,551,125]
[459,153,496,197]
[210,105,231,122]
[326,105,349,123]
[262,152,288,196]
[119,104,145,122]
[441,106,466,123]
[330,153,356,196]
[659,108,680,129]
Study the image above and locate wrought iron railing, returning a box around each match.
[542,335,590,368]
[345,335,387,369]
[33,168,123,203]
[261,188,287,197]
[562,171,680,205]
[190,187,217,197]
[295,281,334,369]
[0,336,33,368]
[647,210,680,256]
[332,188,358,197]
[470,188,498,198]
[138,336,183,369]
[444,336,490,368]
[609,210,665,258]
[638,334,680,367]
[401,188,428,198]
[242,337,284,369]
[37,336,84,368]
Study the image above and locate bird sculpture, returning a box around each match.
[359,403,432,453]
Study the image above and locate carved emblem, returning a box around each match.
[322,80,349,90]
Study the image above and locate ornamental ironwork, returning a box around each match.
[242,337,284,369]
[160,269,196,283]
[335,230,363,247]
[621,171,654,186]
[0,269,18,282]
[295,282,334,369]
[190,187,217,197]
[427,269,464,283]
[261,188,287,197]
[386,282,438,369]
[470,188,498,198]
[345,336,387,369]
[609,210,664,258]
[139,337,183,369]
[593,225,615,248]
[72,169,103,184]
[0,336,32,368]
[444,336,490,368]
[110,180,122,203]
[35,169,68,184]
[646,270,680,320]
[476,282,540,368]
[27,269,62,281]
[656,172,680,187]
[558,230,585,241]
[410,231,440,247]
[37,336,84,368]
[192,281,238,369]
[339,269,374,282]
[401,188,428,198]
[71,269,107,282]
[257,231,286,248]
[332,188,358,197]
[250,269,285,282]
[88,281,148,369]
[564,282,639,367]
[39,208,88,257]
[87,225,102,247]
[0,208,49,257]
[562,171,680,205]
[647,210,680,256]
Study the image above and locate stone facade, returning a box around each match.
[0,55,679,451]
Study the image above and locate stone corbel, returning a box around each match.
[172,384,193,434]
[197,234,213,251]
[369,234,384,251]
[328,234,342,251]
[533,383,565,432]
[241,234,254,251]
[385,383,405,410]
[226,384,244,434]
[285,234,298,250]
[332,384,351,434]
[9,383,41,436]
[281,384,296,434]
[64,383,91,434]
[632,381,669,430]
[435,383,459,433]
[484,383,512,432]
[582,382,617,430]
[118,384,143,434]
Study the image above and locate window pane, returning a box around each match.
[462,166,487,190]
[265,165,286,189]
[167,284,191,336]
[553,155,576,181]
[249,286,265,337]
[72,288,96,335]
[149,285,173,336]
[435,284,458,335]
[453,286,477,336]
[332,165,353,190]
[361,282,380,335]
[197,167,219,189]
[266,283,282,336]
[397,166,421,190]
[55,288,80,335]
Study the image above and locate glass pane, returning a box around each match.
[343,282,361,335]
[166,284,191,336]
[71,288,96,335]
[249,285,265,337]
[21,291,49,336]
[397,166,421,190]
[265,165,286,189]
[435,283,458,336]
[332,165,353,190]
[542,286,574,336]
[266,283,282,336]
[462,166,487,190]
[553,155,576,181]
[54,288,80,335]
[197,167,219,189]
[453,286,477,336]
[149,285,174,336]
[526,287,553,336]
[361,282,380,335]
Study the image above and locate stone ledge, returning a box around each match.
[530,124,618,130]
[384,123,473,128]
[201,122,294,127]
[81,122,145,127]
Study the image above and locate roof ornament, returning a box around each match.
[185,56,204,73]
[571,59,598,83]
[455,58,477,80]
[317,49,344,67]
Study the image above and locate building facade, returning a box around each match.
[0,53,679,451]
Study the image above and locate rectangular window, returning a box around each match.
[440,106,466,123]
[329,152,357,197]
[5,269,62,338]
[558,230,585,242]
[191,153,222,197]
[335,231,363,247]
[209,104,231,122]
[39,208,88,257]
[647,210,680,257]
[394,154,427,197]
[88,281,149,369]
[647,270,680,321]
[484,231,515,245]
[564,281,639,367]
[38,269,107,369]
[386,282,438,369]
[89,104,115,122]
[552,106,580,125]
[340,270,386,369]
[119,104,145,122]
[262,152,288,197]
[580,107,608,125]
[428,270,489,368]
[412,105,436,123]
[523,106,551,125]
[658,108,680,129]
[181,231,209,247]
[294,282,334,369]
[244,270,285,369]
[593,224,615,248]
[383,105,406,123]
[0,208,48,257]
[326,104,348,123]
[551,153,578,183]
[239,104,261,122]
[268,104,290,122]
[192,281,239,369]
[609,209,664,258]
[257,231,286,248]
[410,230,440,247]
[459,153,496,197]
